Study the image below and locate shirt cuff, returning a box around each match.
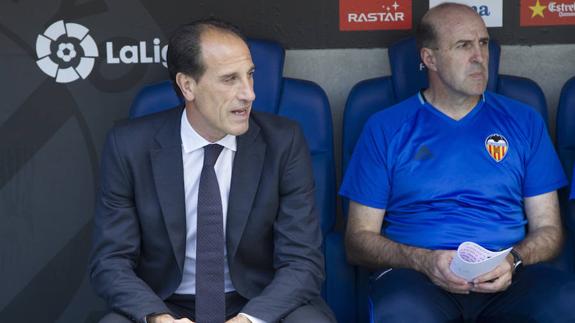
[239,312,267,323]
[144,312,170,323]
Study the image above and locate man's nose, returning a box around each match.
[238,78,256,102]
[471,44,488,65]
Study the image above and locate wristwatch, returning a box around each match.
[510,249,523,272]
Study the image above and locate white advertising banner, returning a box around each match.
[429,0,503,27]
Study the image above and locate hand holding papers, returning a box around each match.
[449,241,512,281]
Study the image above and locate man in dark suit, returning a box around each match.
[90,19,334,323]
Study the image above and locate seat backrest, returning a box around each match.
[342,36,549,323]
[555,76,575,273]
[557,77,575,182]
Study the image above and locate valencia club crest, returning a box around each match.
[485,134,509,162]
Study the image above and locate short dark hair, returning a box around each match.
[167,18,246,97]
[415,2,477,51]
[415,16,437,52]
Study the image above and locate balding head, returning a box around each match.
[416,3,482,51]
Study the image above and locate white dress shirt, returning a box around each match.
[176,110,236,294]
[175,111,265,323]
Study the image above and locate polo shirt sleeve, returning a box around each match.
[523,113,567,197]
[339,116,391,209]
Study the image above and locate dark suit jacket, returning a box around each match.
[89,107,324,323]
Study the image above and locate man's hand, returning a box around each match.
[469,253,514,293]
[226,314,252,323]
[420,250,472,294]
[147,313,194,323]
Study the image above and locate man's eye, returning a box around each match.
[458,42,471,49]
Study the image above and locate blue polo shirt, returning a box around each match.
[340,92,566,250]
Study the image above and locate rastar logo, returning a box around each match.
[339,0,412,31]
[36,20,99,83]
[521,0,575,26]
[36,20,168,83]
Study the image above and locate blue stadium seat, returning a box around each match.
[129,39,339,319]
[557,77,575,183]
[556,76,575,274]
[342,37,549,323]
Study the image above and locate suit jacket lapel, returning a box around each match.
[150,107,186,272]
[227,118,266,260]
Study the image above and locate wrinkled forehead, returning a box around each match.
[201,28,249,53]
[433,8,488,44]
[200,29,252,66]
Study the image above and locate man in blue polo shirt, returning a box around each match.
[340,3,575,322]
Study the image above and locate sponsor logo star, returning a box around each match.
[383,1,400,11]
[530,0,546,18]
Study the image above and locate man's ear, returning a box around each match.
[421,47,438,72]
[176,72,197,101]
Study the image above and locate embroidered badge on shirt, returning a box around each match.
[414,145,433,161]
[485,134,509,162]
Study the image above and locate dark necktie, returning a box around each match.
[196,144,225,323]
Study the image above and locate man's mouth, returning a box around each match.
[231,107,249,116]
[469,72,485,79]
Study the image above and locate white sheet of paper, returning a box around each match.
[449,241,512,281]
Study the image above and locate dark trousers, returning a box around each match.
[370,264,575,323]
[166,292,247,321]
[99,292,246,323]
[99,294,335,323]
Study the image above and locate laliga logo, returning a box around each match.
[36,20,169,83]
[36,20,98,83]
